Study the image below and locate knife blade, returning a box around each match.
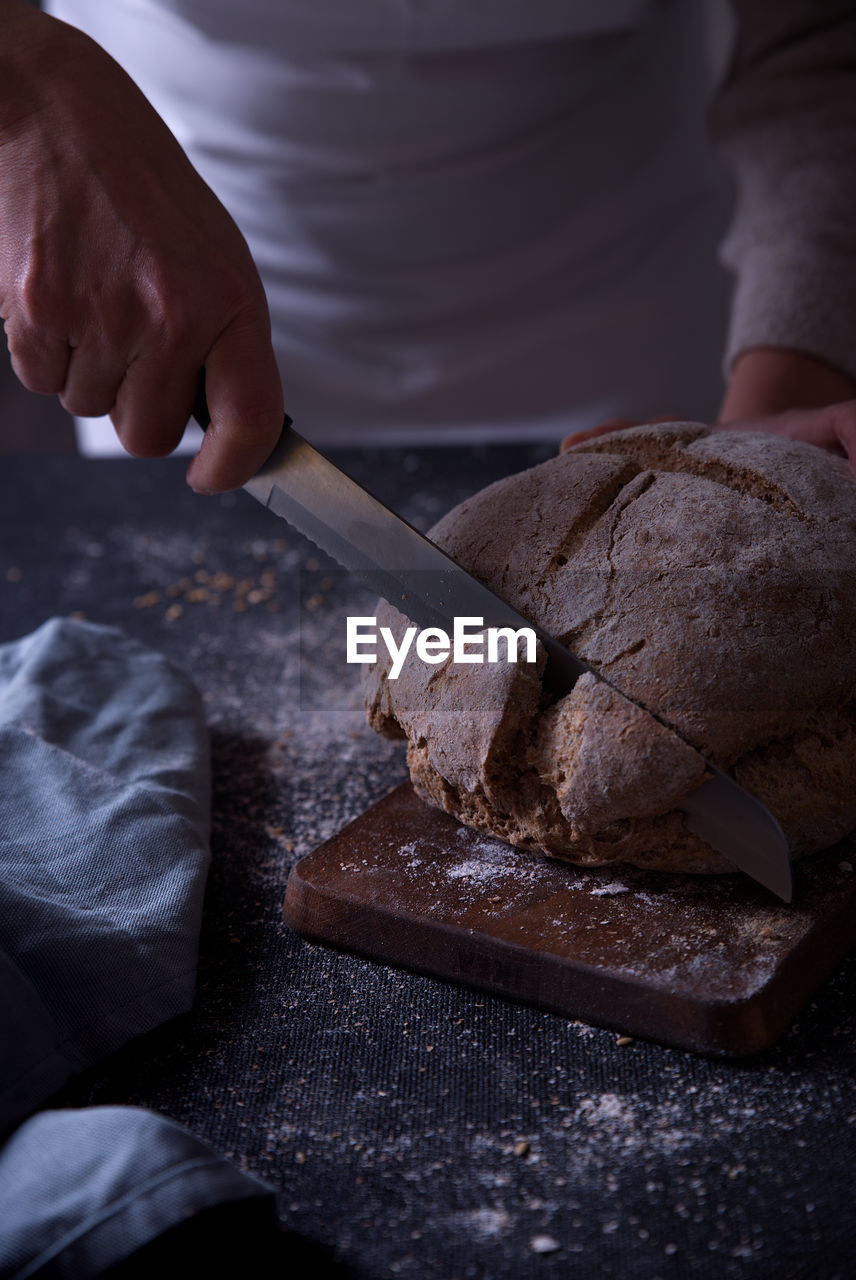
[196,404,793,902]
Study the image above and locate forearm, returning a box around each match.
[712,1,856,389]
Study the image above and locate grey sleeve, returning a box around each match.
[711,1,856,382]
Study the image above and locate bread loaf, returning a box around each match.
[363,424,856,872]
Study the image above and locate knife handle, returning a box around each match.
[191,369,293,432]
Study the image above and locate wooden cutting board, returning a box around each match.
[282,782,856,1055]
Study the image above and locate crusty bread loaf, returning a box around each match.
[363,424,856,872]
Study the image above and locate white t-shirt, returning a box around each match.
[49,0,731,448]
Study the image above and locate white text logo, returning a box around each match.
[346,616,537,679]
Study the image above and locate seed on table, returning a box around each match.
[133,590,161,609]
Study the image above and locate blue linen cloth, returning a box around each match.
[0,619,271,1276]
[0,1107,272,1279]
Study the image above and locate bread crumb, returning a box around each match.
[134,591,161,609]
[530,1235,560,1254]
[616,1035,634,1047]
[513,1140,530,1157]
[164,603,183,622]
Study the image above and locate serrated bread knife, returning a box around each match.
[196,404,793,902]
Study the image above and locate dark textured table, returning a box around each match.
[1,449,854,1279]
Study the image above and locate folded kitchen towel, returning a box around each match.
[0,1106,275,1279]
[0,617,211,1133]
[0,619,279,1277]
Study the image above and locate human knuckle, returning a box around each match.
[14,360,60,395]
[148,294,192,349]
[5,332,60,393]
[140,252,255,353]
[133,253,191,345]
[116,413,184,459]
[111,416,155,458]
[205,418,250,453]
[60,387,116,418]
[13,244,70,330]
[223,272,256,319]
[3,321,29,363]
[13,283,64,345]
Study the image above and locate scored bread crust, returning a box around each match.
[363,424,856,872]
